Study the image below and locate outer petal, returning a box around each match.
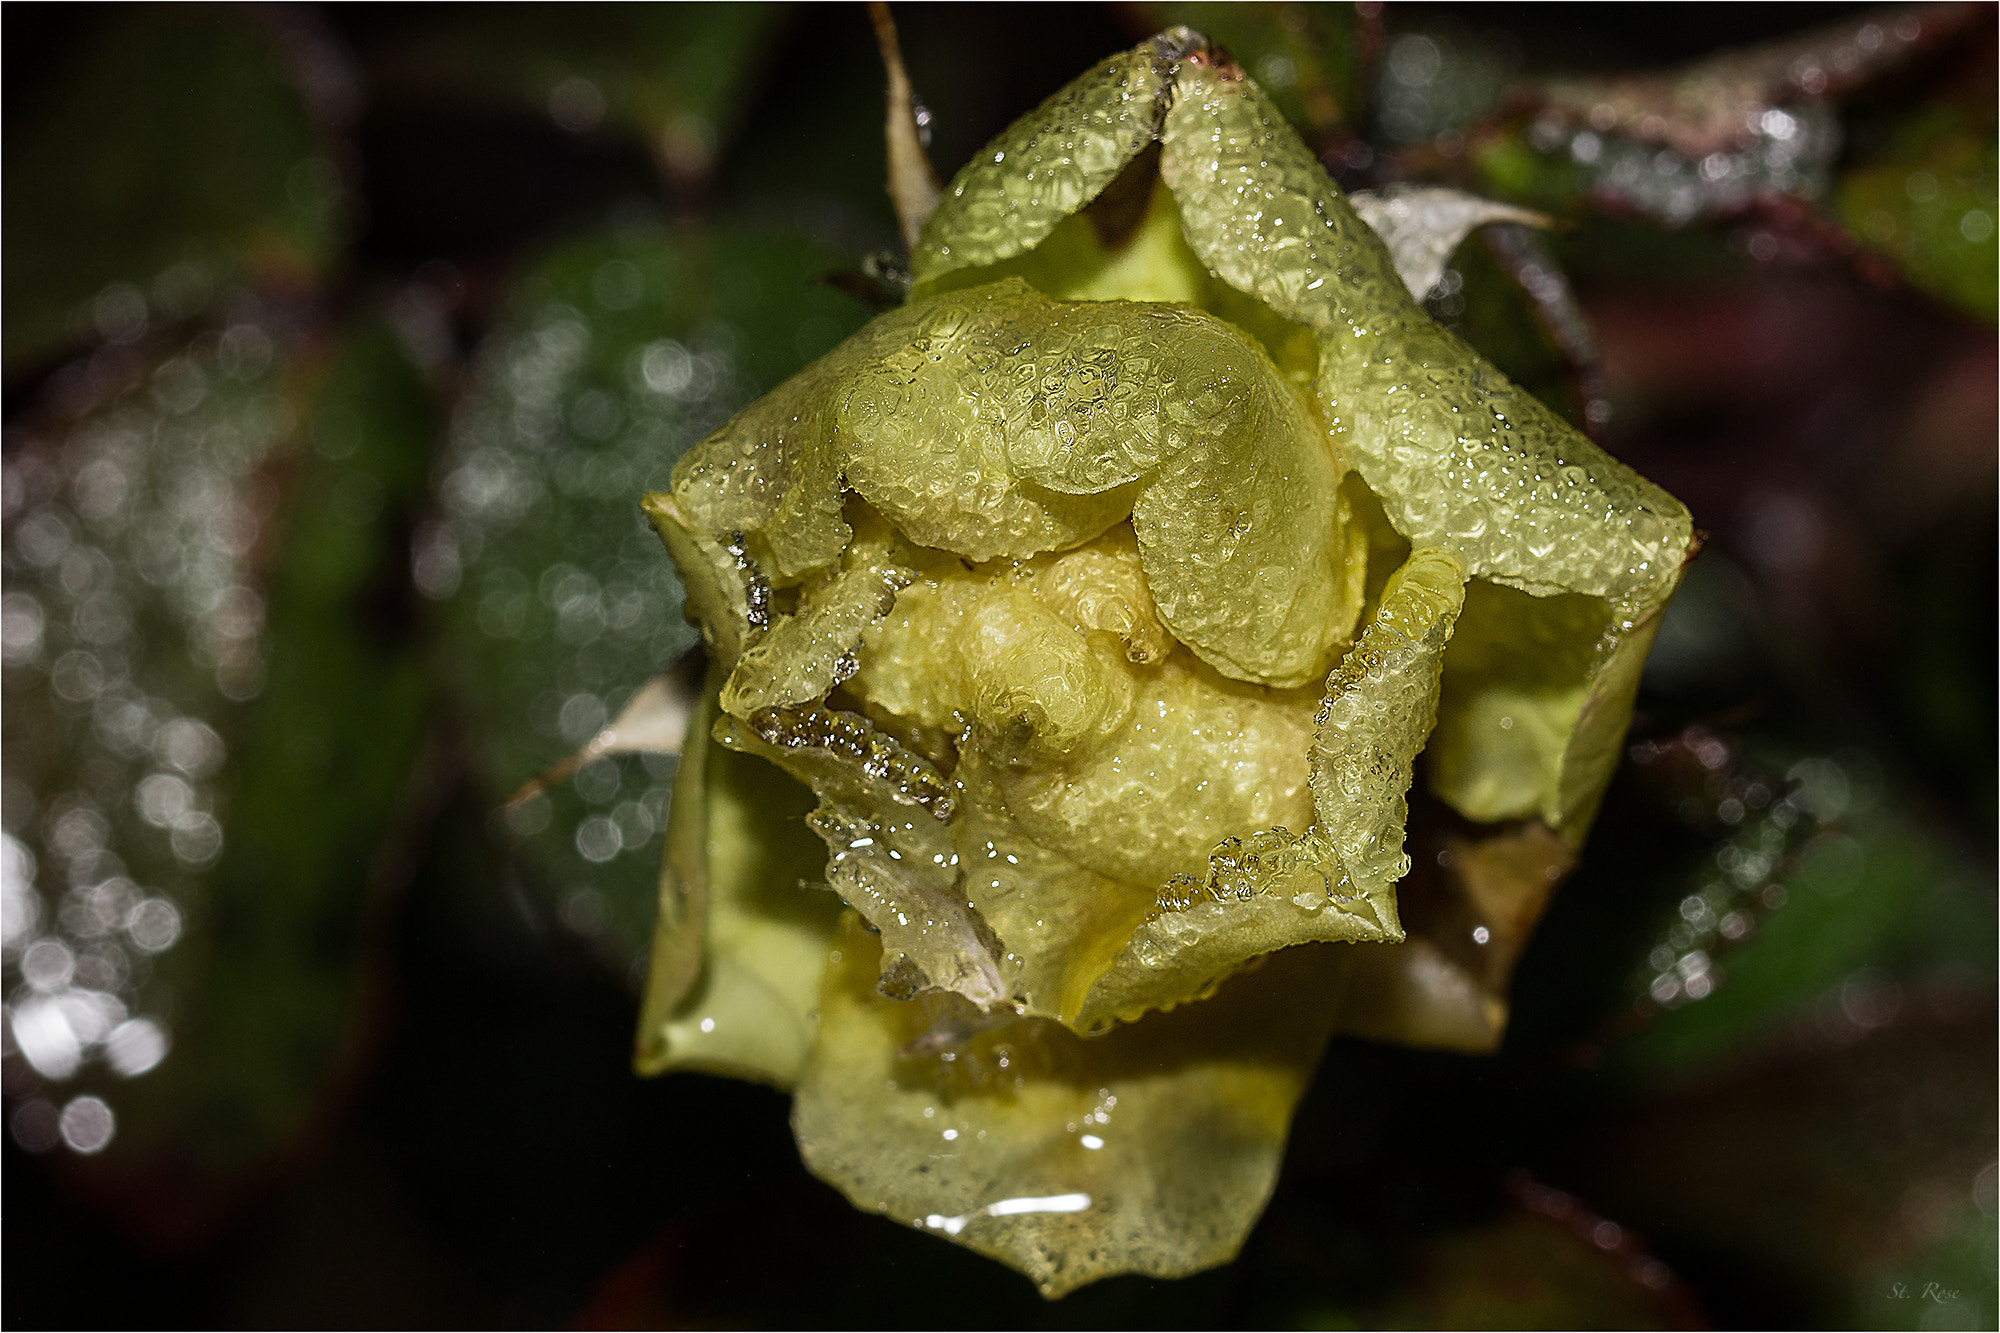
[1161,56,1691,609]
[634,681,844,1087]
[793,911,1349,1298]
[1159,55,1690,847]
[910,30,1192,287]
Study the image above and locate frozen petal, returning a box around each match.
[721,518,913,716]
[719,705,1009,1011]
[793,912,1348,1297]
[910,32,1192,288]
[1160,56,1694,611]
[836,283,1146,560]
[1075,547,1466,1026]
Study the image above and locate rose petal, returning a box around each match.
[721,516,913,715]
[634,683,843,1086]
[911,33,1186,286]
[1336,819,1576,1052]
[1075,547,1467,1027]
[720,704,1010,1011]
[1429,582,1611,826]
[792,910,1348,1298]
[1161,57,1694,611]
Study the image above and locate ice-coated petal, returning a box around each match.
[836,282,1152,562]
[1073,546,1466,1027]
[910,30,1193,287]
[1160,55,1694,611]
[642,492,765,666]
[720,515,913,716]
[718,704,1009,1011]
[666,355,850,584]
[793,911,1348,1298]
[1309,546,1468,905]
[635,681,843,1087]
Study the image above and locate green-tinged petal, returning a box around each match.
[1075,546,1465,1027]
[910,33,1190,288]
[667,311,935,585]
[1160,56,1407,335]
[1428,577,1671,843]
[950,748,1160,1025]
[673,276,1366,684]
[637,678,717,1034]
[1124,328,1360,688]
[1552,602,1667,840]
[642,492,760,667]
[635,681,841,1088]
[1334,317,1689,606]
[793,912,1348,1298]
[1310,546,1467,901]
[1429,582,1610,827]
[1161,56,1692,611]
[835,285,1144,561]
[665,351,853,584]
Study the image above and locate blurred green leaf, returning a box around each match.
[435,219,871,974]
[1617,768,1995,1082]
[364,6,784,181]
[108,323,437,1183]
[1838,106,1999,322]
[2,9,338,369]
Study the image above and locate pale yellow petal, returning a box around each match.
[910,33,1189,288]
[719,705,1009,1011]
[634,683,842,1087]
[720,520,913,716]
[793,911,1348,1298]
[1160,57,1693,611]
[1074,546,1466,1027]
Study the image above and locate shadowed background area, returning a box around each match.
[3,3,1994,1327]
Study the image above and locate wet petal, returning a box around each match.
[1161,56,1694,611]
[721,517,913,716]
[635,682,842,1087]
[720,704,1009,1011]
[835,284,1144,561]
[1335,820,1576,1052]
[793,911,1348,1298]
[911,33,1189,287]
[1075,547,1467,1027]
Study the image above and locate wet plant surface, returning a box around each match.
[3,4,1994,1327]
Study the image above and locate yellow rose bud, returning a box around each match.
[634,29,1691,1296]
